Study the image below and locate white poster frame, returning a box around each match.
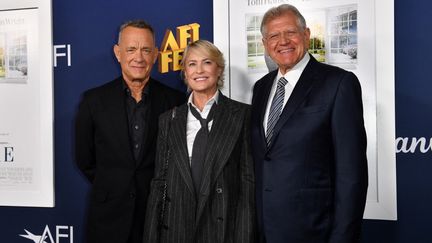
[0,0,54,207]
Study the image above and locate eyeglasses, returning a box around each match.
[264,30,302,43]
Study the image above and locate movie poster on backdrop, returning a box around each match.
[0,5,54,207]
[214,0,396,220]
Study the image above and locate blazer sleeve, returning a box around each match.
[235,107,257,243]
[143,111,171,243]
[75,93,96,182]
[329,72,368,243]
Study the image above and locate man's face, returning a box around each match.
[262,12,310,74]
[114,27,157,84]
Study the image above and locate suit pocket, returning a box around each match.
[296,104,328,114]
[299,188,332,208]
[91,186,127,204]
[298,188,332,234]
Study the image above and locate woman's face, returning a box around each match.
[184,48,222,96]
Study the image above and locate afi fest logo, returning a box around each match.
[158,23,200,73]
[19,225,73,243]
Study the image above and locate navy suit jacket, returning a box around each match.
[251,55,368,243]
[75,77,185,243]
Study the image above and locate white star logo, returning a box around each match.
[19,229,49,243]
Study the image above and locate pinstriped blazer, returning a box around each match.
[143,93,256,243]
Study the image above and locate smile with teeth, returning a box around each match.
[194,77,208,81]
[279,48,294,54]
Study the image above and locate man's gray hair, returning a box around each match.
[117,19,155,44]
[260,4,307,36]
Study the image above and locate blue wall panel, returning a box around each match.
[1,0,431,242]
[361,0,432,242]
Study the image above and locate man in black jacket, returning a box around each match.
[75,20,185,243]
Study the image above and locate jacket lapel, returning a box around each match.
[103,78,135,164]
[195,94,243,223]
[169,104,196,196]
[137,78,163,167]
[268,56,319,150]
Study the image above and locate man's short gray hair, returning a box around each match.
[260,4,307,36]
[117,19,155,44]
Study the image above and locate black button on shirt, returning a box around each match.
[123,82,150,161]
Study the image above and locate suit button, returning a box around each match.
[216,188,223,194]
[129,192,136,198]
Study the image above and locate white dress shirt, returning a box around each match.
[186,90,219,164]
[263,53,310,135]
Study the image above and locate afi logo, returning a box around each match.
[53,44,72,67]
[19,225,73,243]
[158,23,200,73]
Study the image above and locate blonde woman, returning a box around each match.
[143,40,256,243]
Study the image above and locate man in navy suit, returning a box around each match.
[251,4,368,243]
[75,20,185,243]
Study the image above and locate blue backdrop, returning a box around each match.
[0,0,431,242]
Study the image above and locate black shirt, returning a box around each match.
[123,81,150,162]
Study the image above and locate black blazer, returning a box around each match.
[75,77,185,243]
[251,55,368,243]
[143,93,256,243]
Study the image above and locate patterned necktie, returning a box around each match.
[266,77,288,147]
[189,103,217,194]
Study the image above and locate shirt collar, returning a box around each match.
[276,53,310,87]
[188,90,219,113]
[122,79,150,97]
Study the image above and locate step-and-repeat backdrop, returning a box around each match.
[0,0,431,242]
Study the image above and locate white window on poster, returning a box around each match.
[327,5,358,69]
[5,32,28,79]
[0,33,4,78]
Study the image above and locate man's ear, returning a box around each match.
[113,44,120,62]
[262,38,269,54]
[152,47,159,64]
